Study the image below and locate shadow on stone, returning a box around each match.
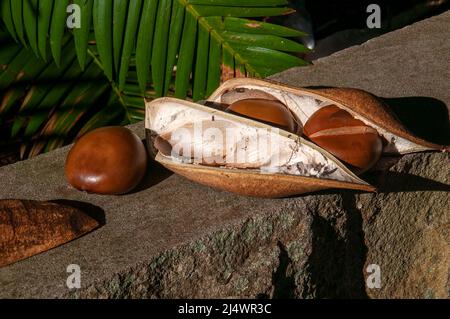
[364,171,450,193]
[306,188,371,197]
[283,169,449,198]
[49,199,106,226]
[307,193,368,298]
[126,139,173,194]
[382,96,450,145]
[129,160,173,194]
[272,241,296,299]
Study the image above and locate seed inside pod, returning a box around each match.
[221,88,278,105]
[65,126,147,195]
[226,98,298,134]
[304,105,383,171]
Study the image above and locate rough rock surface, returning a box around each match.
[359,153,449,298]
[269,10,450,298]
[0,11,449,298]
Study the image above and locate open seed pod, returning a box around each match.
[145,78,446,198]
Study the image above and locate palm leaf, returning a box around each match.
[0,30,129,159]
[118,0,143,90]
[1,0,18,42]
[112,0,128,74]
[73,0,94,70]
[10,0,26,46]
[135,0,158,92]
[1,0,308,101]
[38,0,54,61]
[49,0,68,66]
[93,0,114,80]
[22,0,38,55]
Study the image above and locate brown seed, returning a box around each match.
[65,126,147,194]
[220,88,278,105]
[226,98,298,134]
[304,105,382,171]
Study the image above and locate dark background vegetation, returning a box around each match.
[279,0,450,59]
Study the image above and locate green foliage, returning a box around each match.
[0,0,308,158]
[0,31,131,158]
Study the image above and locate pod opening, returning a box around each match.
[217,87,383,172]
[211,83,433,157]
[146,98,367,186]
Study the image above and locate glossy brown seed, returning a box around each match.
[304,105,383,171]
[226,98,298,134]
[65,126,147,194]
[221,88,278,105]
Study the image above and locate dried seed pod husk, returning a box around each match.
[0,199,99,267]
[145,78,446,198]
